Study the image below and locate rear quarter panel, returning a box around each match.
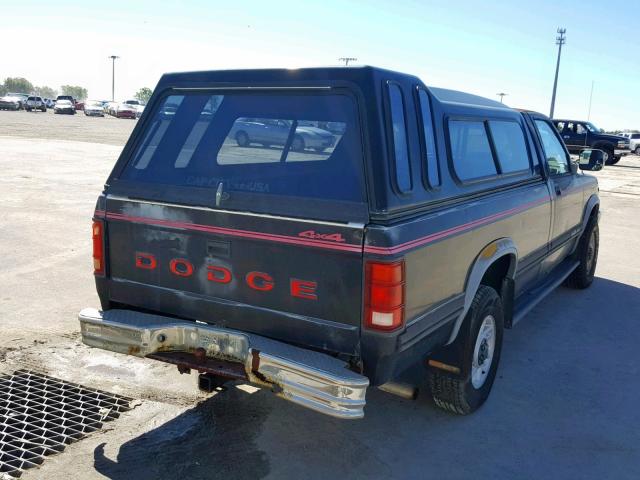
[366,183,551,323]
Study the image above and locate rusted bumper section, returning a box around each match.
[78,308,369,419]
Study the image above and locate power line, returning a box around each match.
[549,28,566,118]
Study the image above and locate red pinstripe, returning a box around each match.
[364,197,549,255]
[103,211,363,253]
[94,196,549,256]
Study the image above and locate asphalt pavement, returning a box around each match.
[0,110,639,479]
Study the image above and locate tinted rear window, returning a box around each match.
[119,92,366,218]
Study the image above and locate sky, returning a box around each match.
[1,0,638,130]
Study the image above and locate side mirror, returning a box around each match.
[579,149,605,171]
[569,158,579,174]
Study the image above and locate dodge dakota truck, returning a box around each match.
[79,67,603,419]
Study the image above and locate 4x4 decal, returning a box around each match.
[298,230,346,243]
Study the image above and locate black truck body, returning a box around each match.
[80,67,601,418]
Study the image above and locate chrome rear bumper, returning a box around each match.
[79,308,368,419]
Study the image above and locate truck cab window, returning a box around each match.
[487,121,531,173]
[534,120,569,175]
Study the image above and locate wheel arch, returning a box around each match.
[446,238,517,344]
[579,194,600,236]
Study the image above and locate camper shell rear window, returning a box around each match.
[116,91,367,222]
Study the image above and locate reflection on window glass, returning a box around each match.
[218,118,341,165]
[488,121,530,173]
[449,120,497,181]
[133,95,185,170]
[175,96,224,168]
[388,84,411,192]
[534,120,569,175]
[418,90,440,187]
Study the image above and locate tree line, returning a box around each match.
[1,76,154,103]
[0,77,87,100]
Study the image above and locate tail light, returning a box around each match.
[92,220,105,276]
[364,260,405,331]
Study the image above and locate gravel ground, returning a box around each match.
[0,108,135,146]
[1,110,639,479]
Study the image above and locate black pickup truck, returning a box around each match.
[553,119,630,165]
[80,67,603,419]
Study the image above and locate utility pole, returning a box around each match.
[108,55,120,101]
[496,92,508,103]
[587,80,595,121]
[549,28,566,119]
[338,57,357,66]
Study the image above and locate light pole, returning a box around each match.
[338,57,357,66]
[549,28,566,119]
[108,55,120,101]
[587,80,595,121]
[496,93,508,103]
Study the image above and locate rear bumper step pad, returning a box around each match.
[79,308,368,419]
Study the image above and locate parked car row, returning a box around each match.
[105,101,139,119]
[81,99,145,119]
[0,93,145,120]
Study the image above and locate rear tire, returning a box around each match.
[565,216,599,289]
[291,135,305,152]
[235,131,250,147]
[428,285,504,415]
[635,146,640,156]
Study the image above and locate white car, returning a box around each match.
[113,103,137,119]
[0,94,22,110]
[84,100,105,117]
[124,99,145,118]
[54,100,76,114]
[622,132,640,155]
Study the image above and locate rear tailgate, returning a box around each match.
[98,88,368,355]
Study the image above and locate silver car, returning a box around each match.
[229,118,336,152]
[25,96,47,112]
[84,100,105,117]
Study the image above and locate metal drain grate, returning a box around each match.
[0,370,135,478]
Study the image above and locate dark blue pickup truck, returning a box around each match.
[80,67,603,419]
[553,119,630,165]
